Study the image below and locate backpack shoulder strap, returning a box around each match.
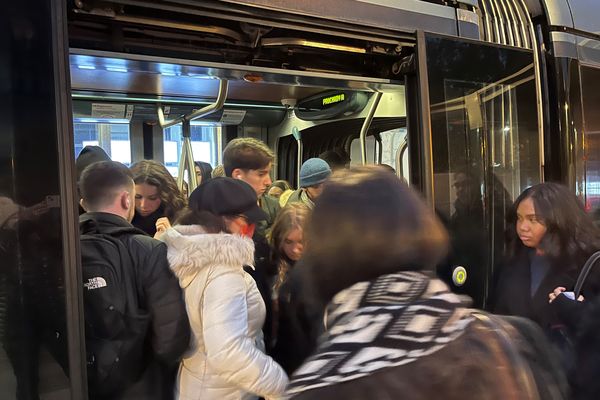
[88,228,144,310]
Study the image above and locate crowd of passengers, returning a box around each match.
[72,137,600,400]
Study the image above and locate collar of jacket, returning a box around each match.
[299,189,315,208]
[79,212,132,231]
[161,225,255,287]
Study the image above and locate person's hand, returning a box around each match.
[154,217,171,239]
[549,287,566,303]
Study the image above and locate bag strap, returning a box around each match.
[574,250,600,298]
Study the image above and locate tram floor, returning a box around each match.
[0,345,70,399]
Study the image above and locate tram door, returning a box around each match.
[415,33,542,308]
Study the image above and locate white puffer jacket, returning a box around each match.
[162,225,289,400]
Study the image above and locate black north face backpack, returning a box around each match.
[80,220,150,397]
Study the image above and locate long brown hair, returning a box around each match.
[303,166,449,303]
[130,160,186,220]
[269,203,310,293]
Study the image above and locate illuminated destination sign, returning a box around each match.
[295,90,368,121]
[322,93,345,106]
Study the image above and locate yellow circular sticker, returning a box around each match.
[452,266,467,287]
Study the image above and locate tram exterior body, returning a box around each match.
[2,1,600,398]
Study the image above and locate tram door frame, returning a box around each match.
[410,31,543,309]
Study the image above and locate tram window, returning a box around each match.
[350,135,376,165]
[379,128,408,179]
[163,123,217,177]
[581,66,600,213]
[73,120,131,165]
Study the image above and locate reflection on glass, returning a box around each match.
[379,128,409,179]
[0,195,71,399]
[581,66,600,216]
[3,5,76,399]
[426,35,541,308]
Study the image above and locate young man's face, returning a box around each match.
[306,183,325,201]
[233,162,273,197]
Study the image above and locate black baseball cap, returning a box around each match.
[188,177,268,223]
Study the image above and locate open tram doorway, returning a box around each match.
[69,31,542,311]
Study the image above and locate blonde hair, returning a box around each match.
[269,203,310,293]
[130,160,186,220]
[212,164,225,178]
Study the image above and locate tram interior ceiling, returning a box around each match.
[67,0,414,79]
[67,0,412,185]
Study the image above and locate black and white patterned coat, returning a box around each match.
[286,271,567,400]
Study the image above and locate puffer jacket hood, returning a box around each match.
[161,225,255,287]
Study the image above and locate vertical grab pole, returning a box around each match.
[177,120,198,195]
[216,126,223,166]
[292,127,303,186]
[359,92,383,165]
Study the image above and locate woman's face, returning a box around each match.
[195,166,203,185]
[282,227,304,261]
[135,183,162,217]
[516,197,547,250]
[226,215,255,238]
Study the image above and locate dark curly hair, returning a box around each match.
[130,160,186,220]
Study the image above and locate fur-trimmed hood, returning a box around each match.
[161,225,255,287]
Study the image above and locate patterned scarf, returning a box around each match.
[286,271,474,395]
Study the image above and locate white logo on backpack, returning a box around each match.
[84,277,108,290]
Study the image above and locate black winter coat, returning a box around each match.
[131,205,166,237]
[245,232,278,352]
[572,295,600,399]
[272,264,324,374]
[550,251,600,333]
[80,212,191,400]
[493,248,578,331]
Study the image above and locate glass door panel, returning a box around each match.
[422,34,541,308]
